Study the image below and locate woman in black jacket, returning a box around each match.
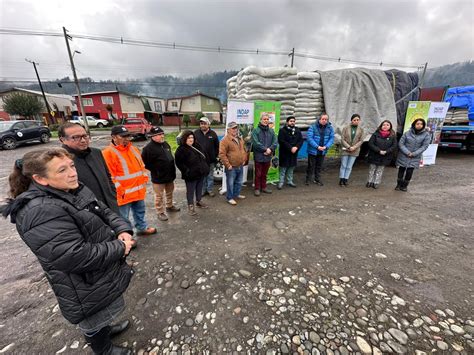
[366,120,397,189]
[1,148,135,355]
[175,130,210,216]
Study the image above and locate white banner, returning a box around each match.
[226,100,254,125]
[428,102,450,118]
[422,144,439,166]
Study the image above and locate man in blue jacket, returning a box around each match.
[306,113,334,185]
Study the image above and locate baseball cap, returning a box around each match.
[148,126,165,136]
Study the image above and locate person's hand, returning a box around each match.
[291,147,298,154]
[408,152,413,157]
[227,166,233,170]
[118,232,133,242]
[317,146,324,151]
[347,147,353,152]
[122,239,134,256]
[265,148,272,155]
[380,150,386,155]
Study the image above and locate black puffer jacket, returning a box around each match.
[2,183,133,324]
[367,130,398,166]
[175,143,210,181]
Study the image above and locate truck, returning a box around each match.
[438,86,474,151]
[123,117,152,139]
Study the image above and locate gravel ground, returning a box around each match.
[0,139,473,354]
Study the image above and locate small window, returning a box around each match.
[127,97,135,103]
[101,96,114,104]
[128,113,137,118]
[206,99,213,105]
[154,101,162,112]
[189,98,196,104]
[13,122,26,130]
[171,101,178,108]
[82,98,93,106]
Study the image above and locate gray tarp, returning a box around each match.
[319,68,398,143]
[384,69,419,134]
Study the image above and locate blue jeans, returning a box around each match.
[119,199,147,231]
[203,163,215,193]
[225,166,243,200]
[279,166,295,184]
[339,155,357,179]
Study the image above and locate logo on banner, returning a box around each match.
[236,109,250,121]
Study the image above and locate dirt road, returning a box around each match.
[0,140,472,354]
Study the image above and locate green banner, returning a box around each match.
[253,101,281,183]
[403,101,430,133]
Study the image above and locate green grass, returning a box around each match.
[165,131,180,153]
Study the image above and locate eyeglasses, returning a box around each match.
[67,134,90,142]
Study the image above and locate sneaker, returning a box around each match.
[136,227,157,236]
[188,205,197,216]
[208,191,216,197]
[314,180,324,186]
[158,213,168,221]
[227,199,237,205]
[254,190,261,196]
[262,188,272,194]
[277,182,283,190]
[196,201,209,209]
[287,182,297,188]
[237,195,246,199]
[166,205,181,212]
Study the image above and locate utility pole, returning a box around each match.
[289,48,295,68]
[419,62,428,89]
[25,59,54,124]
[63,26,90,133]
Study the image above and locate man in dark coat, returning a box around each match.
[59,123,119,214]
[194,116,219,197]
[277,116,303,189]
[141,126,180,221]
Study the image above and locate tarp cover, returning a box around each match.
[384,69,419,134]
[444,86,474,119]
[319,68,398,143]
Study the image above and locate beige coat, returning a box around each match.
[219,134,247,169]
[341,125,365,156]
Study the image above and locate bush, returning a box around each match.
[182,114,191,128]
[49,124,60,132]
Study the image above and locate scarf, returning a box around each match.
[379,129,390,138]
[286,125,296,135]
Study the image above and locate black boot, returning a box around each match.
[339,178,344,186]
[400,180,409,192]
[395,179,403,191]
[343,178,348,186]
[366,182,371,188]
[109,320,130,338]
[85,326,132,355]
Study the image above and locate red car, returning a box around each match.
[123,118,152,140]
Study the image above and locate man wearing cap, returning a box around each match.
[277,116,304,189]
[141,126,180,221]
[102,125,157,236]
[219,122,247,205]
[193,116,219,197]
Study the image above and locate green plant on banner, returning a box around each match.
[253,101,281,183]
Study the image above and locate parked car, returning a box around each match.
[0,120,51,150]
[123,118,152,139]
[72,116,110,128]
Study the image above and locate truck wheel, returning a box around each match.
[97,123,104,128]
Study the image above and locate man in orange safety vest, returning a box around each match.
[103,125,157,236]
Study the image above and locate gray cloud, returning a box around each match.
[0,0,472,81]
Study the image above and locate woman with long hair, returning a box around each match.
[339,113,365,186]
[395,118,431,191]
[175,130,210,216]
[1,148,135,354]
[366,120,397,189]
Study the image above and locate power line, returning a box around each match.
[0,27,423,69]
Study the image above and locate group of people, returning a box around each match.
[1,113,430,354]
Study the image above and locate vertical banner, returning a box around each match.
[423,102,450,165]
[403,101,431,133]
[254,101,281,183]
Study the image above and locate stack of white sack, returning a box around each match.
[228,66,298,118]
[294,71,325,129]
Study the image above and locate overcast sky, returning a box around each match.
[0,0,473,82]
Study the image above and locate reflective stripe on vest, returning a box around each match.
[125,183,146,194]
[109,146,145,180]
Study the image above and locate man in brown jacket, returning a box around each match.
[218,122,247,205]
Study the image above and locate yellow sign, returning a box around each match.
[50,111,56,117]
